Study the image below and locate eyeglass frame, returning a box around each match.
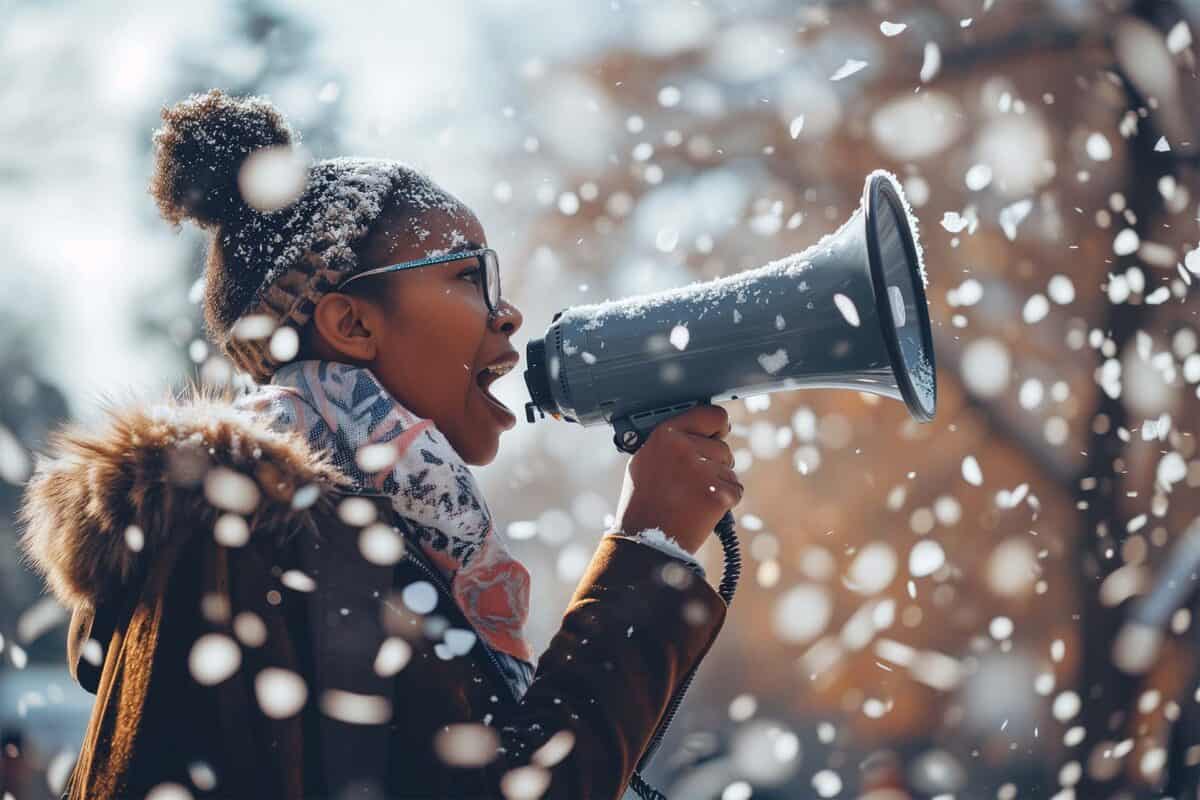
[335,247,502,316]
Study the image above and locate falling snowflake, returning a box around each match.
[204,468,261,514]
[833,293,861,327]
[1047,274,1075,304]
[435,723,500,767]
[319,689,392,724]
[940,211,970,233]
[359,523,406,565]
[830,59,868,81]
[813,769,843,798]
[189,634,241,686]
[1113,228,1140,256]
[1022,294,1050,324]
[964,164,992,191]
[357,441,399,473]
[374,637,413,677]
[920,42,941,81]
[281,570,317,592]
[402,580,438,614]
[998,199,1033,241]
[255,667,308,718]
[125,524,145,552]
[531,729,577,768]
[909,540,945,577]
[239,145,311,213]
[1086,132,1113,161]
[215,514,250,547]
[1166,20,1193,53]
[961,455,983,486]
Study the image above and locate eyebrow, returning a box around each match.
[438,240,486,268]
[452,240,485,254]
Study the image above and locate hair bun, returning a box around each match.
[150,88,297,229]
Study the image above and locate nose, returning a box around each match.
[490,297,524,336]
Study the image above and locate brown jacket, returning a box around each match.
[17,385,727,799]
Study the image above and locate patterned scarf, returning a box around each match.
[234,360,535,699]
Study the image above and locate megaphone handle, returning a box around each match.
[629,509,741,800]
[612,399,707,454]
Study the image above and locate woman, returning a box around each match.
[18,89,743,799]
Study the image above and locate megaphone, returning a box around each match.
[523,170,937,454]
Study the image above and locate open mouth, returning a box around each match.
[476,361,517,426]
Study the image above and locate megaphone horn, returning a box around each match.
[522,169,937,454]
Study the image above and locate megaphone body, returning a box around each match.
[523,170,937,453]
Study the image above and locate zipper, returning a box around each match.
[400,539,521,705]
[339,489,521,705]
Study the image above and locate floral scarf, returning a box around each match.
[234,360,535,699]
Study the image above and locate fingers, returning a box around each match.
[671,402,730,440]
[704,471,744,508]
[697,454,743,501]
[716,465,744,498]
[692,435,735,469]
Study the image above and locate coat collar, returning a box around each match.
[17,379,354,611]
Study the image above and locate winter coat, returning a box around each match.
[17,387,728,799]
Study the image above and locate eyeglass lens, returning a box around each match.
[484,250,500,313]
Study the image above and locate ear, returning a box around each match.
[309,292,379,362]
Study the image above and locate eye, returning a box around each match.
[459,267,483,284]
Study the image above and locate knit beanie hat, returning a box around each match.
[149,88,462,383]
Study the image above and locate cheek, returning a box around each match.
[386,287,487,405]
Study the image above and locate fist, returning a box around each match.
[611,403,742,555]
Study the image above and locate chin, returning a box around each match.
[469,439,500,466]
[453,431,500,467]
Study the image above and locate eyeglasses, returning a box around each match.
[336,247,502,316]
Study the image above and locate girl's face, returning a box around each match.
[309,202,525,466]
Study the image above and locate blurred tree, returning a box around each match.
[0,288,71,662]
[1073,3,1200,796]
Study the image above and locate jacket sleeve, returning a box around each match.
[482,533,727,799]
[304,525,728,800]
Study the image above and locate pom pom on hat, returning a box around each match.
[149,88,299,229]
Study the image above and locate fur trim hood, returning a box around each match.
[17,380,353,611]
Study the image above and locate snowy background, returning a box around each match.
[3,0,1200,797]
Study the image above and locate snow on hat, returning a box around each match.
[149,88,460,383]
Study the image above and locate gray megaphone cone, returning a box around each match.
[523,169,937,454]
